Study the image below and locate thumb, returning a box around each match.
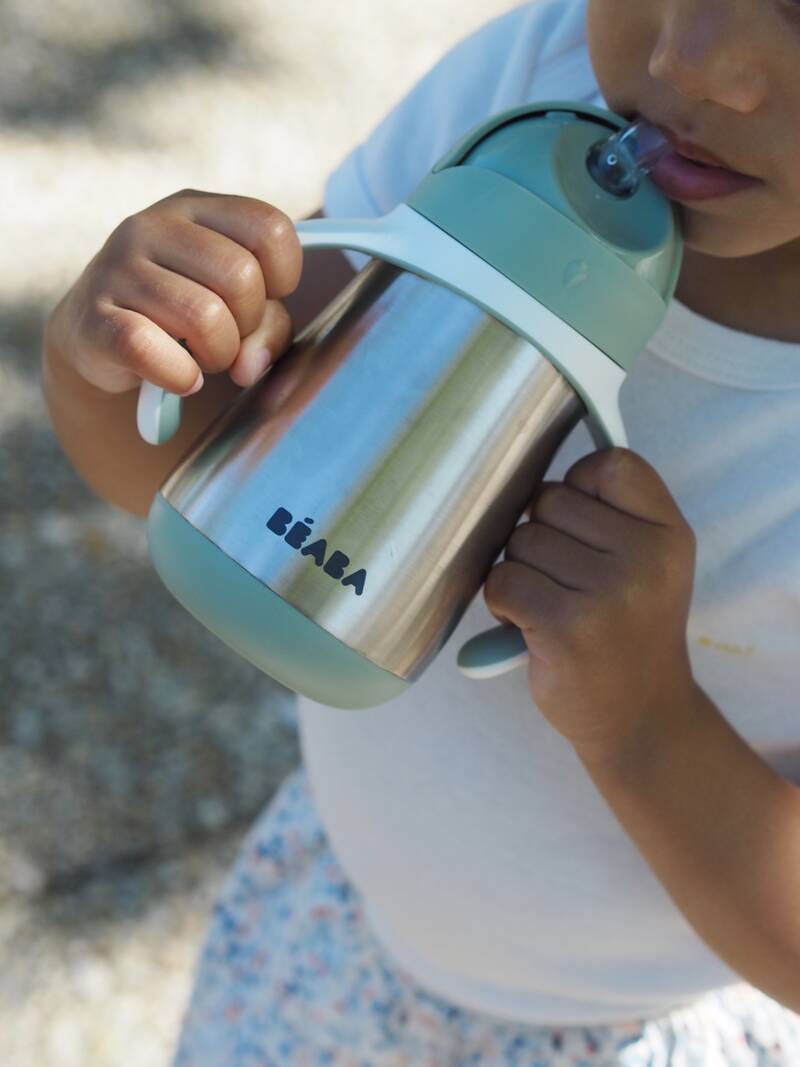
[229,298,294,388]
[564,447,682,528]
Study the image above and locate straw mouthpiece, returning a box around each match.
[586,119,673,198]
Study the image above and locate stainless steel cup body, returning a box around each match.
[159,260,585,682]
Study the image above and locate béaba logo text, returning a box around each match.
[266,507,367,596]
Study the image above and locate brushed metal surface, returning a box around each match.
[161,260,585,680]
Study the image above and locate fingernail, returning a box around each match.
[181,371,204,397]
[250,348,273,383]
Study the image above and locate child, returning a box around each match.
[41,0,800,1062]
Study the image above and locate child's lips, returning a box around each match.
[631,110,763,198]
[650,150,763,202]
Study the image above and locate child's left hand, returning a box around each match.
[484,447,699,764]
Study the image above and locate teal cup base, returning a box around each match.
[147,493,411,710]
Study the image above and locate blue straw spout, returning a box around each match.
[586,119,673,198]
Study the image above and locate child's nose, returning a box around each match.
[647,4,768,115]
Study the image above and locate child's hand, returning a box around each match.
[484,447,698,765]
[53,189,302,395]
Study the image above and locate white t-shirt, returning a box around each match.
[297,0,800,1026]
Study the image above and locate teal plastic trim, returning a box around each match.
[413,99,683,371]
[462,118,678,267]
[408,166,670,372]
[147,493,410,710]
[431,99,622,172]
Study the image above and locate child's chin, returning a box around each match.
[678,206,763,257]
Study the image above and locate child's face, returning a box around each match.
[586,0,800,259]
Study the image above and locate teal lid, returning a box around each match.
[406,101,683,372]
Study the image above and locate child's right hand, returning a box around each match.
[54,189,303,396]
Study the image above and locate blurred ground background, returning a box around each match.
[1,0,521,1063]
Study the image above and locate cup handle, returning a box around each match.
[137,380,184,446]
[456,624,530,679]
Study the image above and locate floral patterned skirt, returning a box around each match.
[172,764,800,1066]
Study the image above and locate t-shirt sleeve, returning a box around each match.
[322,3,551,272]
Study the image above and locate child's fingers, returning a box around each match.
[108,258,241,376]
[165,191,303,301]
[228,299,295,388]
[89,300,205,396]
[63,192,304,397]
[143,213,267,342]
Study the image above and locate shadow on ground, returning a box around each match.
[0,0,285,140]
[1,295,300,918]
